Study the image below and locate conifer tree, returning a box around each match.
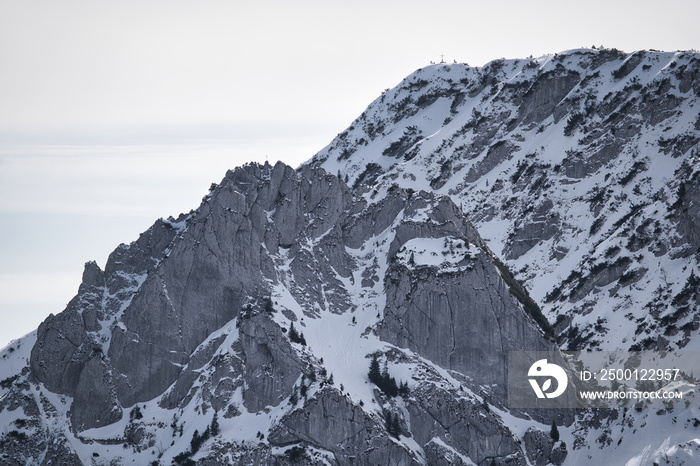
[263,296,274,314]
[550,420,560,443]
[289,322,299,342]
[368,354,381,385]
[190,429,201,453]
[383,410,401,438]
[210,412,220,436]
[380,363,398,397]
[391,413,401,438]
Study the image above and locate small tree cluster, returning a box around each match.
[563,112,584,136]
[285,445,307,463]
[125,406,145,447]
[368,355,409,398]
[129,406,143,421]
[288,322,307,346]
[172,413,220,465]
[263,297,274,314]
[190,429,205,455]
[173,452,195,466]
[307,367,316,383]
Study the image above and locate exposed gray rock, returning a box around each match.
[239,313,302,412]
[423,439,471,466]
[159,333,231,410]
[407,385,525,465]
[518,69,581,125]
[464,140,518,183]
[29,162,358,429]
[670,161,700,258]
[523,427,567,466]
[505,199,560,260]
[70,352,121,430]
[379,245,556,401]
[268,388,418,466]
[30,308,87,396]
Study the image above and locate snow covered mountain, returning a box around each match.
[1,48,699,466]
[1,162,568,465]
[308,48,700,354]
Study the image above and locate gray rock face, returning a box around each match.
[671,160,700,258]
[30,307,88,395]
[379,243,555,401]
[159,333,236,411]
[505,199,560,260]
[28,162,356,430]
[268,388,418,466]
[407,385,525,465]
[29,218,182,420]
[519,69,581,125]
[523,427,568,466]
[464,140,518,183]
[423,439,472,466]
[70,352,121,431]
[239,313,302,412]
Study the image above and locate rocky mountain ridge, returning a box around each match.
[2,162,565,465]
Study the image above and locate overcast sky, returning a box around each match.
[1,0,698,347]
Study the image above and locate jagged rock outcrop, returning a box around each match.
[523,427,568,466]
[268,388,418,466]
[406,385,525,465]
[670,159,700,258]
[239,313,303,412]
[28,162,356,430]
[424,438,472,466]
[379,240,554,399]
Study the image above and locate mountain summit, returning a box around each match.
[308,47,700,353]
